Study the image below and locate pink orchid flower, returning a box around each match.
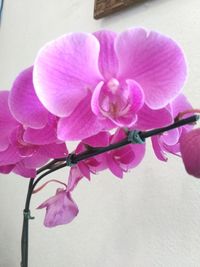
[134,93,193,161]
[0,71,68,178]
[106,128,145,178]
[67,131,110,191]
[33,28,187,141]
[152,94,193,161]
[37,188,79,227]
[180,128,200,178]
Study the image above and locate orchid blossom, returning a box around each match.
[0,68,68,178]
[33,28,187,141]
[38,188,79,227]
[0,27,199,233]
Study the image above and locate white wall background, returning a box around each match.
[0,0,200,266]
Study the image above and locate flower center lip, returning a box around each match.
[99,78,131,118]
[107,78,119,94]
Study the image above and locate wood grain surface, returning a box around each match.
[94,0,141,19]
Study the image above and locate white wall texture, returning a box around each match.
[0,0,200,266]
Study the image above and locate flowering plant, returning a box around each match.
[0,27,199,267]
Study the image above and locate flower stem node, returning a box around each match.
[66,153,76,167]
[23,210,35,220]
[128,130,145,144]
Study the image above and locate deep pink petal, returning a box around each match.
[0,91,19,151]
[67,166,84,192]
[107,154,123,178]
[121,144,145,169]
[34,33,103,117]
[9,66,49,129]
[57,92,104,141]
[39,143,68,159]
[93,30,118,79]
[114,146,136,165]
[38,189,79,227]
[116,28,187,109]
[0,165,15,174]
[83,131,110,147]
[110,128,126,144]
[13,161,36,178]
[180,129,200,178]
[78,162,90,180]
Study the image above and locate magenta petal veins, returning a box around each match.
[34,33,103,118]
[116,28,187,109]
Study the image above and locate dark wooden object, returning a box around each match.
[94,0,142,19]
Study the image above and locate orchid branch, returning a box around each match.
[21,114,199,267]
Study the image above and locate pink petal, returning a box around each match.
[125,79,144,112]
[161,128,180,145]
[9,66,49,129]
[38,189,79,227]
[180,129,200,178]
[23,116,58,145]
[135,104,172,130]
[116,28,187,109]
[164,143,181,156]
[33,33,103,117]
[22,150,49,169]
[13,161,36,178]
[171,93,193,117]
[151,136,168,161]
[0,145,21,166]
[0,91,19,151]
[93,30,118,80]
[57,92,104,141]
[9,126,38,157]
[91,81,105,117]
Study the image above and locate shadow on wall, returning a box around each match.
[0,0,4,25]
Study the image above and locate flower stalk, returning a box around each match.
[20,114,199,267]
